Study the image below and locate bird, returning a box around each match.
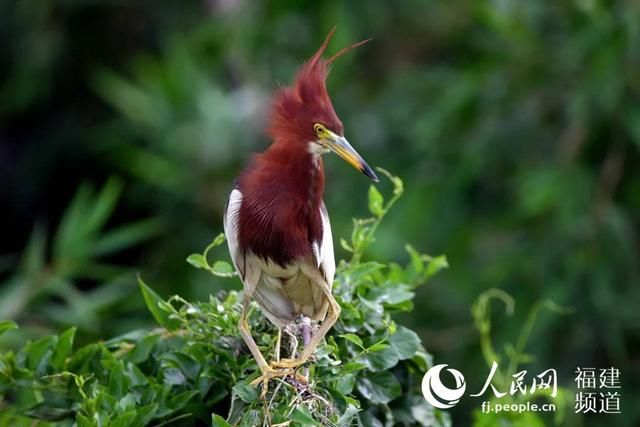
[223,27,377,391]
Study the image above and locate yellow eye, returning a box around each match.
[314,123,326,136]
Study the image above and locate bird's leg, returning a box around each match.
[238,297,271,371]
[283,323,299,359]
[298,316,313,380]
[271,279,341,370]
[274,327,282,362]
[238,297,300,397]
[301,316,312,347]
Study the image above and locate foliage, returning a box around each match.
[0,173,451,426]
[2,1,640,425]
[0,178,160,341]
[470,289,574,426]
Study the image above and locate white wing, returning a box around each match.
[318,201,336,288]
[223,188,245,279]
[223,188,296,325]
[224,188,261,295]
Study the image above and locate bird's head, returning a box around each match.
[267,27,378,181]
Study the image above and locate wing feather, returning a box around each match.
[318,201,336,287]
[223,188,245,279]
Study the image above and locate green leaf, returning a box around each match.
[134,403,158,426]
[93,218,161,257]
[343,261,386,283]
[377,168,404,196]
[389,326,422,360]
[340,333,363,347]
[212,414,233,427]
[424,255,448,279]
[110,410,137,427]
[138,276,181,330]
[24,336,57,372]
[289,407,322,426]
[336,404,360,427]
[0,320,18,336]
[335,373,356,395]
[107,361,128,397]
[77,414,96,427]
[86,177,123,235]
[125,333,161,364]
[367,342,390,353]
[405,244,424,273]
[20,226,47,275]
[51,327,76,369]
[340,238,353,252]
[67,343,102,372]
[211,232,227,247]
[342,361,368,373]
[163,368,186,385]
[369,283,415,305]
[356,371,402,404]
[368,185,385,217]
[211,260,234,276]
[167,390,199,411]
[232,382,258,404]
[162,351,200,380]
[361,345,399,371]
[24,403,74,421]
[186,253,208,269]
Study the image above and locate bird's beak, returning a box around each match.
[322,131,379,182]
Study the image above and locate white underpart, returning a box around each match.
[224,187,336,327]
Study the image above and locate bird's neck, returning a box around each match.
[263,140,325,206]
[236,139,326,265]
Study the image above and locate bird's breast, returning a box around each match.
[237,189,323,267]
[235,142,325,266]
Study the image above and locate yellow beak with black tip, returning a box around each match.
[320,129,378,182]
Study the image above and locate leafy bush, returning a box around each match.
[470,289,573,427]
[3,3,640,422]
[0,171,451,426]
[0,178,160,340]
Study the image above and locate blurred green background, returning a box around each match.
[1,0,639,425]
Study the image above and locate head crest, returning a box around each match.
[307,26,373,70]
[268,27,371,143]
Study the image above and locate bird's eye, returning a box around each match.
[314,124,326,136]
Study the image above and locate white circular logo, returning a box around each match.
[421,364,466,409]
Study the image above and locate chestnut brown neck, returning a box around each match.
[237,140,325,266]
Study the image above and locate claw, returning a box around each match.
[270,357,304,370]
[250,366,306,398]
[270,354,316,370]
[250,367,292,398]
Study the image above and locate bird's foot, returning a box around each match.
[270,357,309,370]
[270,358,300,369]
[250,366,306,399]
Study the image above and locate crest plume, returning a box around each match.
[303,26,373,84]
[268,27,371,142]
[307,26,373,68]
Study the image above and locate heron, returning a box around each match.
[224,28,377,392]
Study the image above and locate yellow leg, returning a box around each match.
[271,279,341,370]
[238,298,292,397]
[238,296,304,398]
[275,327,282,362]
[238,297,270,372]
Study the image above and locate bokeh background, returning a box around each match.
[1,0,639,425]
